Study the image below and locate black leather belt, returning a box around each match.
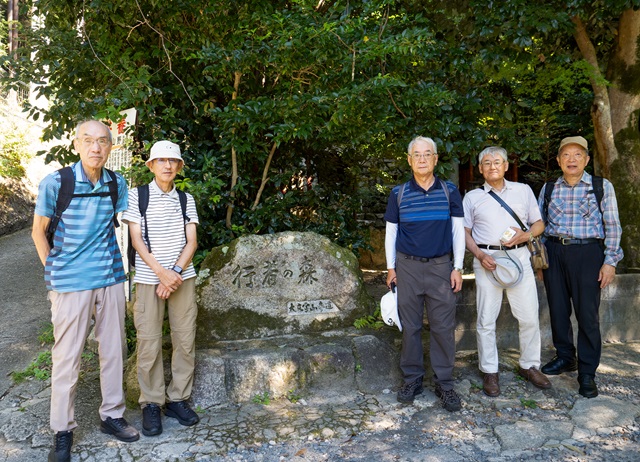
[403,253,450,263]
[547,236,603,245]
[477,243,527,250]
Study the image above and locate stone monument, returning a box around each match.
[195,231,373,345]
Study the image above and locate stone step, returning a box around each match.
[125,330,402,408]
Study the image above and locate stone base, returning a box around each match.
[125,329,403,408]
[190,330,403,409]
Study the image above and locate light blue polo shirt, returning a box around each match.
[35,161,128,293]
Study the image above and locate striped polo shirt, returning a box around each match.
[384,176,464,258]
[122,180,199,285]
[34,162,128,293]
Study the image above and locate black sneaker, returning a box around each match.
[434,384,462,412]
[165,400,199,426]
[48,430,72,462]
[142,403,163,436]
[397,377,424,403]
[100,417,140,442]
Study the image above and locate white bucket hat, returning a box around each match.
[489,251,523,289]
[146,140,183,167]
[380,286,402,331]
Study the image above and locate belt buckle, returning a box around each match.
[560,237,571,245]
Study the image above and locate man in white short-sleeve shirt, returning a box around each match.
[122,140,199,437]
[463,146,550,397]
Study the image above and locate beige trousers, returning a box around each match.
[49,284,126,432]
[134,278,197,405]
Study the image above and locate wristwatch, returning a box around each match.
[171,265,183,275]
[453,267,463,274]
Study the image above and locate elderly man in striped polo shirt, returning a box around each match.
[32,120,139,462]
[384,136,466,412]
[122,140,199,437]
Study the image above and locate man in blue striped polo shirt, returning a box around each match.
[32,120,139,462]
[384,136,465,412]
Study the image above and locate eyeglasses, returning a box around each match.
[155,158,181,165]
[560,152,585,160]
[481,160,505,168]
[78,137,111,147]
[411,153,435,160]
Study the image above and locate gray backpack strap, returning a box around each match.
[439,179,450,209]
[396,182,408,208]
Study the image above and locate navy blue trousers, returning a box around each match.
[543,241,604,376]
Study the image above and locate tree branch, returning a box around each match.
[571,15,616,175]
[387,89,407,119]
[251,142,278,211]
[81,2,134,97]
[226,71,242,229]
[133,0,197,110]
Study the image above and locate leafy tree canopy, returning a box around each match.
[2,0,635,262]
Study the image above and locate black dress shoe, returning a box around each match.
[142,403,163,436]
[578,374,599,398]
[541,356,578,375]
[48,431,72,462]
[100,417,140,442]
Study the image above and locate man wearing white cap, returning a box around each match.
[122,140,200,436]
[463,146,550,397]
[538,136,623,398]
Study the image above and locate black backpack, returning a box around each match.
[543,175,604,219]
[127,184,190,268]
[45,166,119,248]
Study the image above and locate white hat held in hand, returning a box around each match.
[489,251,523,289]
[380,285,402,331]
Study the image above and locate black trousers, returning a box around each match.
[543,240,604,376]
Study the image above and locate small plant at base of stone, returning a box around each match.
[252,391,271,405]
[353,308,385,329]
[520,398,538,409]
[287,389,301,403]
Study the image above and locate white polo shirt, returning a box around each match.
[122,180,199,284]
[463,179,541,246]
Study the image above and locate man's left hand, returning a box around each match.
[598,264,616,289]
[451,270,462,293]
[503,227,529,247]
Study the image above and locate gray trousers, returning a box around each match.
[396,252,457,390]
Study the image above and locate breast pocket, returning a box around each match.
[547,198,564,225]
[579,197,599,219]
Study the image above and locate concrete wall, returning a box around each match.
[454,274,640,351]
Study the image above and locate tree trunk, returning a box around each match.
[573,10,640,269]
[225,71,242,230]
[607,9,640,270]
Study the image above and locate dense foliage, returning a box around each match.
[3,0,637,264]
